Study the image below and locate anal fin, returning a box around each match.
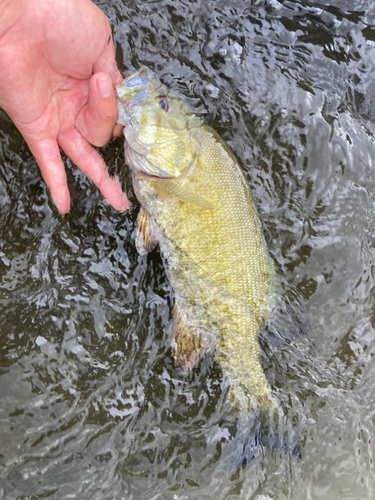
[135,208,158,255]
[172,304,214,370]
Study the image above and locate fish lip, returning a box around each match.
[125,138,174,178]
[124,66,154,85]
[115,86,130,103]
[116,67,154,103]
[135,170,174,180]
[130,159,197,181]
[115,69,152,125]
[116,100,130,127]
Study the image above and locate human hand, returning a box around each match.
[0,0,130,214]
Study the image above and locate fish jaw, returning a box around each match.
[116,67,154,127]
[116,67,154,104]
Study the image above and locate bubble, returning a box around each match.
[266,0,283,11]
[308,7,323,16]
[205,83,220,99]
[232,42,243,57]
[35,336,47,346]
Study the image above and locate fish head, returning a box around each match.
[116,67,201,178]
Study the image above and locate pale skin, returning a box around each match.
[0,0,129,214]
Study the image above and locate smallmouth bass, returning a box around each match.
[116,67,300,460]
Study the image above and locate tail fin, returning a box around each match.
[258,396,301,458]
[212,392,301,469]
[228,384,301,460]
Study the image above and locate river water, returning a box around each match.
[1,0,375,499]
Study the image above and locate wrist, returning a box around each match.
[0,0,30,39]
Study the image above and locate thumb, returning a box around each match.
[75,72,118,147]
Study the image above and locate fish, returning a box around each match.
[116,67,300,461]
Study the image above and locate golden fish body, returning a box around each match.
[133,124,273,409]
[116,68,296,451]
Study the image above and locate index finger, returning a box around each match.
[57,127,130,212]
[26,137,71,214]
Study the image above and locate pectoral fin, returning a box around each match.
[172,304,214,370]
[135,208,158,255]
[151,179,215,210]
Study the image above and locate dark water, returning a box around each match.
[1,0,375,498]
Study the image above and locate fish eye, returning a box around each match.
[158,96,169,112]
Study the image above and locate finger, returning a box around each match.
[26,138,71,214]
[113,123,124,138]
[58,127,130,212]
[75,72,118,148]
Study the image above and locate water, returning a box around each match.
[1,0,375,498]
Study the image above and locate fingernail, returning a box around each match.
[116,195,132,212]
[97,75,113,98]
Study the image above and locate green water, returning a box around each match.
[1,0,375,498]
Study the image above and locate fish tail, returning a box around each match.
[223,386,301,467]
[257,395,301,458]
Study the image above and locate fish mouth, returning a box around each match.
[125,140,176,179]
[116,67,155,128]
[135,170,174,180]
[116,67,154,103]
